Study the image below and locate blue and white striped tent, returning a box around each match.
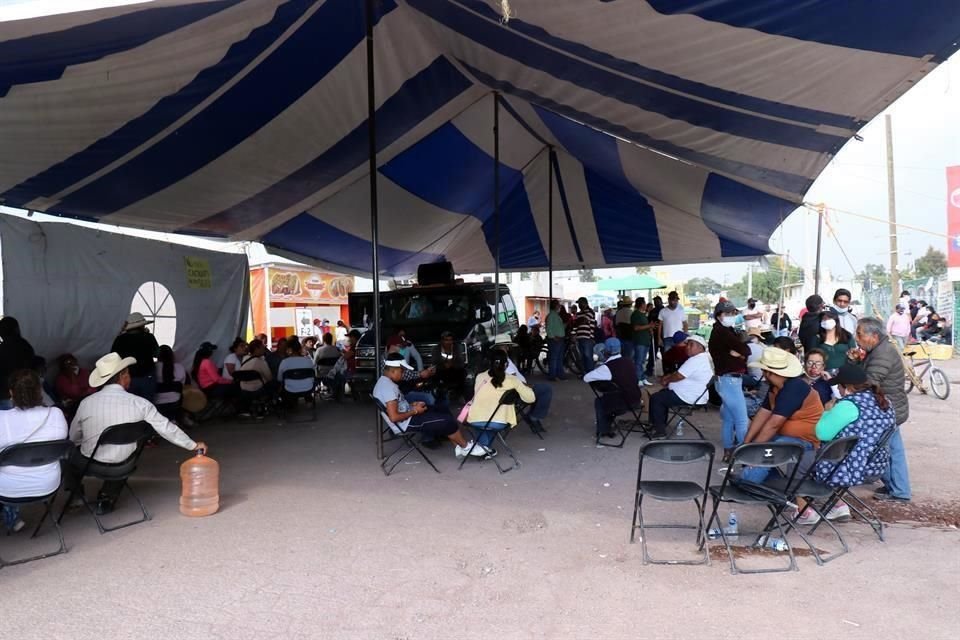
[2,0,957,275]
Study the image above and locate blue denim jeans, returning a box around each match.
[633,344,649,382]
[577,339,595,373]
[547,338,565,379]
[715,375,748,449]
[528,383,553,421]
[473,421,509,448]
[2,504,20,529]
[882,428,911,499]
[740,435,814,484]
[619,340,635,367]
[405,391,435,407]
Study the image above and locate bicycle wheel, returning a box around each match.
[904,375,914,395]
[565,346,583,376]
[930,367,950,400]
[536,347,548,375]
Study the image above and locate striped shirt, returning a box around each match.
[70,384,196,463]
[574,309,596,340]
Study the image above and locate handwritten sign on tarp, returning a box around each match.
[185,256,212,289]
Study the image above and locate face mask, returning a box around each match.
[821,319,836,331]
[748,304,755,310]
[720,315,737,328]
[835,306,848,314]
[399,347,409,358]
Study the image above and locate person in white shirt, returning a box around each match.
[277,337,316,396]
[67,352,205,515]
[334,320,349,345]
[154,345,187,409]
[830,288,858,335]
[658,291,688,353]
[221,338,248,382]
[647,336,714,438]
[237,339,274,393]
[0,370,69,533]
[743,298,763,330]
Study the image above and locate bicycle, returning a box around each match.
[902,341,950,400]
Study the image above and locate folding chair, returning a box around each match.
[460,389,521,474]
[630,440,715,565]
[660,376,715,439]
[763,436,860,565]
[315,357,340,399]
[280,368,318,421]
[589,380,651,448]
[810,426,899,542]
[703,442,806,574]
[516,402,545,440]
[57,421,154,534]
[0,440,74,568]
[231,370,270,417]
[373,397,440,475]
[154,381,183,421]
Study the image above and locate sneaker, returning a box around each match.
[791,507,821,526]
[481,447,498,458]
[874,492,910,502]
[455,444,470,459]
[874,486,890,496]
[651,428,667,440]
[8,519,26,533]
[825,502,851,522]
[641,380,655,387]
[469,444,489,457]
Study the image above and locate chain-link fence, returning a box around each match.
[862,276,956,354]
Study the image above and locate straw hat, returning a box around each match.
[122,312,153,331]
[88,352,138,388]
[749,348,803,378]
[746,327,763,338]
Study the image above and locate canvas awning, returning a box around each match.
[1,0,956,275]
[596,275,666,292]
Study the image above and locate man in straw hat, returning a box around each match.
[738,348,823,483]
[111,312,160,400]
[67,352,206,515]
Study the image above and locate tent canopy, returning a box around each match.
[596,275,665,293]
[1,0,956,276]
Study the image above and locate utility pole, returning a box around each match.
[746,263,753,299]
[885,114,900,301]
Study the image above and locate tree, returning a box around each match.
[860,263,889,290]
[578,268,597,282]
[913,246,947,279]
[727,257,803,305]
[635,265,650,275]
[686,277,722,295]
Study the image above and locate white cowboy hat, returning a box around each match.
[383,357,414,371]
[686,335,708,349]
[749,347,803,378]
[89,352,138,387]
[122,312,153,331]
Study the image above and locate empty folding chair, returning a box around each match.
[589,380,651,448]
[0,440,74,568]
[280,368,318,421]
[57,421,154,534]
[703,442,806,574]
[763,436,860,565]
[460,389,521,474]
[630,440,715,565]
[373,397,440,476]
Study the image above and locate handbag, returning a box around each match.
[457,379,488,424]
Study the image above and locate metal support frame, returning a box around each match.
[366,0,383,461]
[548,146,554,302]
[493,92,501,339]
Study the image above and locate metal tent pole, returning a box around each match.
[493,93,500,338]
[814,204,824,296]
[548,147,554,302]
[366,0,383,461]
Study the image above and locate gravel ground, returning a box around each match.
[1,358,958,639]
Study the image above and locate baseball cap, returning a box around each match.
[672,331,688,343]
[603,337,621,355]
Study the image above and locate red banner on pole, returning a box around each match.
[949,166,960,269]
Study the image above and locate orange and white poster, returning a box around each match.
[268,269,354,304]
[948,166,960,269]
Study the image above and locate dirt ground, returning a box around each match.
[2,358,959,639]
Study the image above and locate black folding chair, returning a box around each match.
[763,436,860,565]
[315,357,340,398]
[232,370,270,417]
[630,440,716,565]
[57,421,155,534]
[280,368,318,421]
[810,426,899,542]
[516,401,545,440]
[373,397,440,476]
[703,442,806,574]
[660,376,715,439]
[0,440,74,568]
[589,380,651,448]
[460,389,521,474]
[154,381,183,421]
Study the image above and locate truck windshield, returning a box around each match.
[384,292,476,325]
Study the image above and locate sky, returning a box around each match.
[1,1,958,287]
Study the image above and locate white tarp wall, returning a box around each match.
[0,215,249,367]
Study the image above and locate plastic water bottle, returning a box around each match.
[180,449,220,517]
[763,537,788,552]
[675,419,685,437]
[725,511,739,538]
[707,527,722,539]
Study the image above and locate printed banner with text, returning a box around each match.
[948,166,960,269]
